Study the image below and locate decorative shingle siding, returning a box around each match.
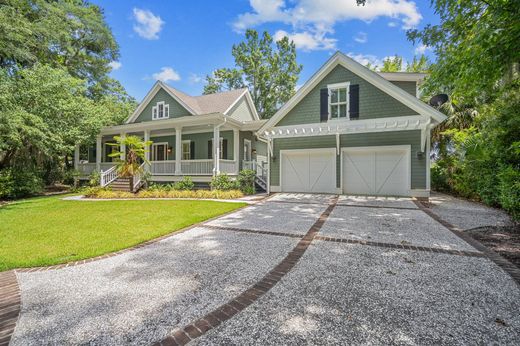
[134,88,191,123]
[390,81,417,97]
[270,130,426,190]
[276,65,418,126]
[228,97,254,121]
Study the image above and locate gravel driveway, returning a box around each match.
[10,194,520,345]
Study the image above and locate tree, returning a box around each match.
[407,0,520,101]
[108,136,152,178]
[204,30,302,119]
[406,55,431,73]
[380,55,403,72]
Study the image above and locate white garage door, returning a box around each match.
[281,149,336,193]
[342,146,410,196]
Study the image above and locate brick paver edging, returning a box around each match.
[0,271,20,346]
[154,196,339,346]
[314,236,485,258]
[15,203,251,273]
[413,199,520,285]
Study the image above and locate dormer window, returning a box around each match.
[152,101,169,120]
[328,82,349,120]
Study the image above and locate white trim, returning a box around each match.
[327,82,350,121]
[152,101,170,120]
[377,72,426,82]
[270,185,281,193]
[223,90,260,121]
[410,189,430,198]
[125,81,197,124]
[181,140,191,160]
[258,52,446,134]
[279,148,336,193]
[152,142,169,161]
[426,126,431,191]
[264,115,426,139]
[340,145,411,196]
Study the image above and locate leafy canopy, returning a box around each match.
[204,30,302,119]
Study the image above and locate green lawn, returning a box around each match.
[0,195,245,271]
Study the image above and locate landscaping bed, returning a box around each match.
[465,225,520,268]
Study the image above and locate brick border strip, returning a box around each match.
[269,199,419,211]
[0,271,20,346]
[314,235,484,258]
[154,196,339,346]
[413,200,520,285]
[204,224,304,239]
[16,203,250,273]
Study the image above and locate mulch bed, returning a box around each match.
[465,225,520,268]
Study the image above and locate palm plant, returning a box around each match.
[108,136,152,178]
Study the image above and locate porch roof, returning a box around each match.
[100,113,266,135]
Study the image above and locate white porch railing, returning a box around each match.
[133,162,146,191]
[219,159,238,174]
[181,159,214,175]
[243,160,268,187]
[151,160,176,175]
[100,165,118,187]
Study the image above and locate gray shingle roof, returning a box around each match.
[163,84,248,115]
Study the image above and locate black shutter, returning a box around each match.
[349,84,359,120]
[222,139,228,159]
[190,141,195,159]
[207,140,212,159]
[320,88,329,122]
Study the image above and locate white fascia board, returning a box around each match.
[259,52,446,133]
[263,115,428,139]
[103,113,246,135]
[377,72,427,82]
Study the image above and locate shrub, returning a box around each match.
[498,166,520,221]
[88,171,101,187]
[210,173,238,191]
[237,169,256,195]
[84,187,243,199]
[0,168,44,199]
[173,176,195,190]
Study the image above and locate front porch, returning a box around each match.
[75,114,267,186]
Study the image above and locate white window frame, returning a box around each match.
[243,139,252,161]
[211,137,225,159]
[182,140,191,160]
[152,101,169,120]
[328,82,350,121]
[152,142,168,161]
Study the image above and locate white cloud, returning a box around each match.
[108,61,122,70]
[274,29,336,51]
[354,32,368,44]
[388,21,398,27]
[132,8,164,40]
[152,67,181,82]
[347,52,384,68]
[414,44,431,55]
[233,0,422,51]
[189,73,203,84]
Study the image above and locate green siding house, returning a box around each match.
[258,51,446,197]
[76,51,446,197]
[75,82,268,187]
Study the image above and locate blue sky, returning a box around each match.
[91,0,439,101]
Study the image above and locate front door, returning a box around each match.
[152,143,168,161]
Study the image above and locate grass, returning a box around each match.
[0,195,246,271]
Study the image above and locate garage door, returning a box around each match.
[281,150,336,193]
[342,147,410,196]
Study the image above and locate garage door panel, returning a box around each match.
[343,148,409,196]
[281,150,336,193]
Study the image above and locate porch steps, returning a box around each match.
[255,177,267,192]
[108,178,144,193]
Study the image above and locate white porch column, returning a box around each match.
[233,129,239,174]
[96,136,102,172]
[144,129,151,172]
[213,124,220,175]
[175,126,182,174]
[74,144,80,170]
[120,133,126,161]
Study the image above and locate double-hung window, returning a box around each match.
[182,140,191,160]
[328,82,349,120]
[152,101,169,120]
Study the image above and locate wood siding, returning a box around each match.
[134,88,191,123]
